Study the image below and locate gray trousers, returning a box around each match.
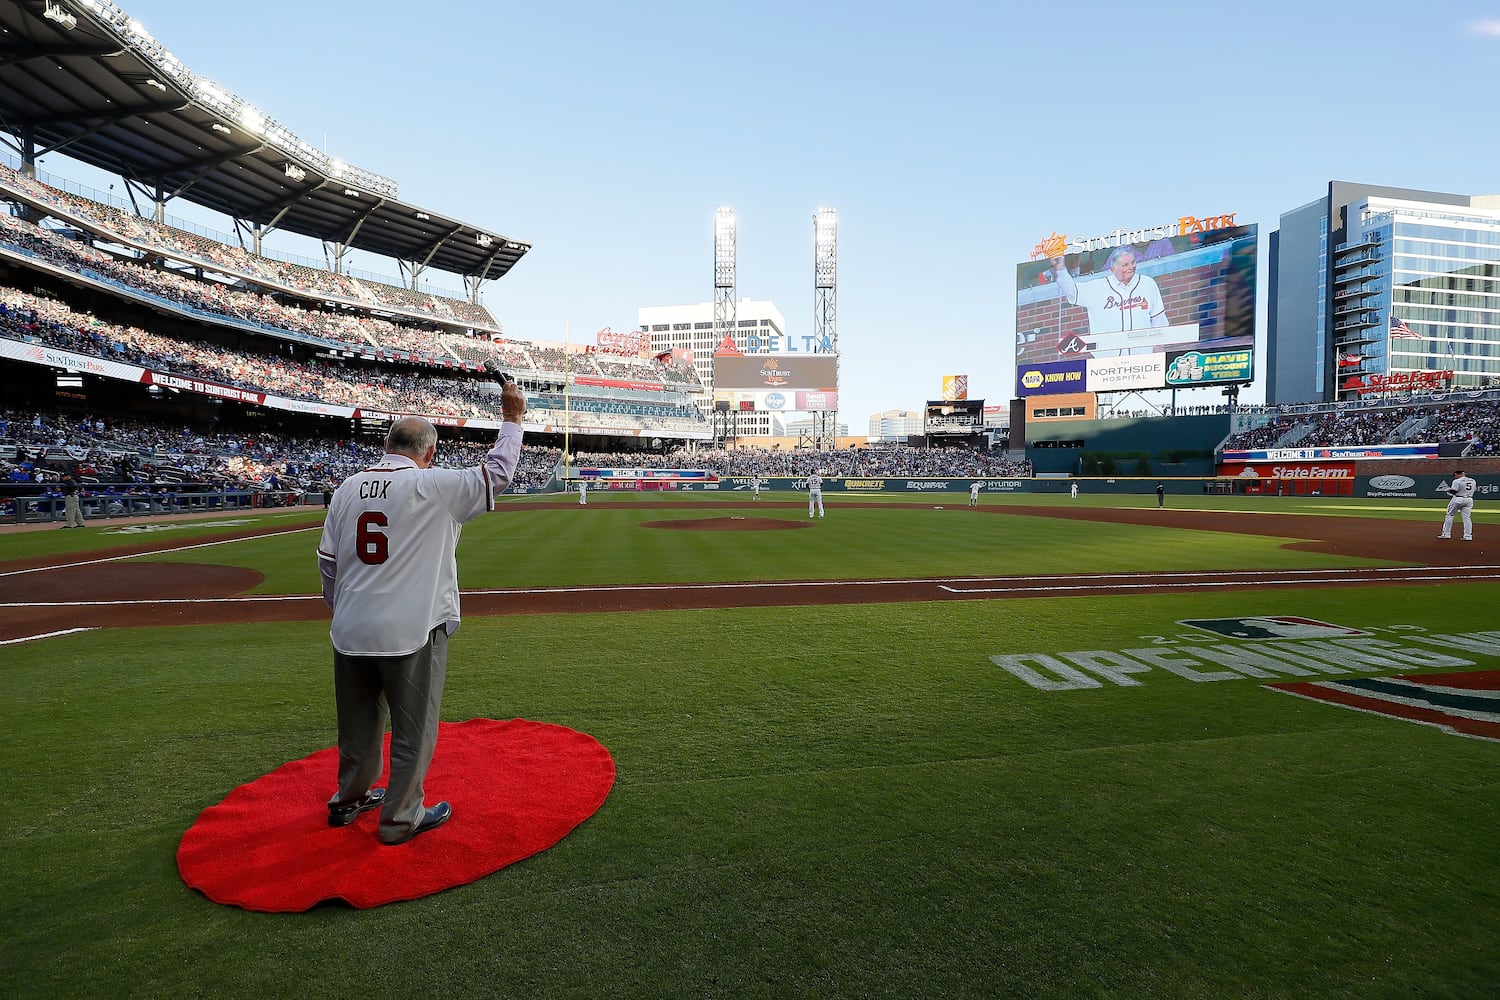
[331,626,448,843]
[64,494,85,527]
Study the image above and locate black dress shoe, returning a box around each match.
[382,801,451,845]
[327,787,386,827]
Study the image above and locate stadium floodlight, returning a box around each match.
[476,233,493,247]
[45,1,78,29]
[239,107,264,135]
[195,80,228,105]
[342,188,360,197]
[415,212,430,221]
[714,207,735,290]
[329,159,346,179]
[283,162,305,182]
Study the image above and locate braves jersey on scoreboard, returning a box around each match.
[318,424,521,655]
[1059,269,1166,332]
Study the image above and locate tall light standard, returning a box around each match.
[812,207,838,449]
[713,206,736,446]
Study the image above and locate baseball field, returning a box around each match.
[3,491,1497,998]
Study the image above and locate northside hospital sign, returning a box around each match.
[1030,212,1240,258]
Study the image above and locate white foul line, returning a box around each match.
[939,569,1500,594]
[0,627,98,645]
[0,524,319,580]
[2,565,1496,612]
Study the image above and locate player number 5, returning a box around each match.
[356,511,389,564]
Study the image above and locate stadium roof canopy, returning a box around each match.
[0,0,529,285]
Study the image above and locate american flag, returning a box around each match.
[1337,352,1363,367]
[1389,315,1420,340]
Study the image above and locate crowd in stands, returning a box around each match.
[0,213,455,355]
[569,446,1033,478]
[0,286,505,417]
[0,209,706,391]
[1224,400,1498,454]
[0,406,562,500]
[1,162,495,328]
[3,285,712,438]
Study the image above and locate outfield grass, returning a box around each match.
[3,496,1497,998]
[128,498,1406,594]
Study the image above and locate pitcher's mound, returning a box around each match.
[642,517,812,531]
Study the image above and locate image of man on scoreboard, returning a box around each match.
[1050,246,1183,357]
[1053,246,1167,331]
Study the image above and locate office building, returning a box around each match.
[639,298,789,437]
[868,409,924,443]
[1269,182,1500,403]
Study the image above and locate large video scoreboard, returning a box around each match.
[1014,218,1257,397]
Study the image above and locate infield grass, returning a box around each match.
[2,495,1498,998]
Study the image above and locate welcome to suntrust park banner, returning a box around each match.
[1223,445,1440,462]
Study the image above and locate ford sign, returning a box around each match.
[1368,475,1416,490]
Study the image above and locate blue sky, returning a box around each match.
[30,1,1500,426]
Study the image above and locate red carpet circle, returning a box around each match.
[176,718,615,912]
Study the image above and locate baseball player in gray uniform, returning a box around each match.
[317,381,526,844]
[807,471,824,518]
[1438,468,1476,541]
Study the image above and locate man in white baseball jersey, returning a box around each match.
[578,478,588,506]
[968,481,981,507]
[1438,468,1476,541]
[1070,481,1079,500]
[1052,247,1168,353]
[317,381,526,845]
[807,471,824,518]
[752,477,762,501]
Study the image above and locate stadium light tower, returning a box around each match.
[812,207,838,449]
[713,206,736,444]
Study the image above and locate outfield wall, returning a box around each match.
[1027,413,1230,476]
[697,477,1225,497]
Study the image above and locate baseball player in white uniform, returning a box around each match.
[317,381,525,845]
[968,482,981,507]
[578,478,588,506]
[807,471,824,518]
[1052,247,1168,354]
[1070,481,1079,500]
[1438,468,1476,541]
[752,477,762,501]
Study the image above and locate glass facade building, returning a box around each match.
[1268,183,1500,403]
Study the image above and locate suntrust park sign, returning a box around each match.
[1030,212,1239,257]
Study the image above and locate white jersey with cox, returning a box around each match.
[319,424,521,655]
